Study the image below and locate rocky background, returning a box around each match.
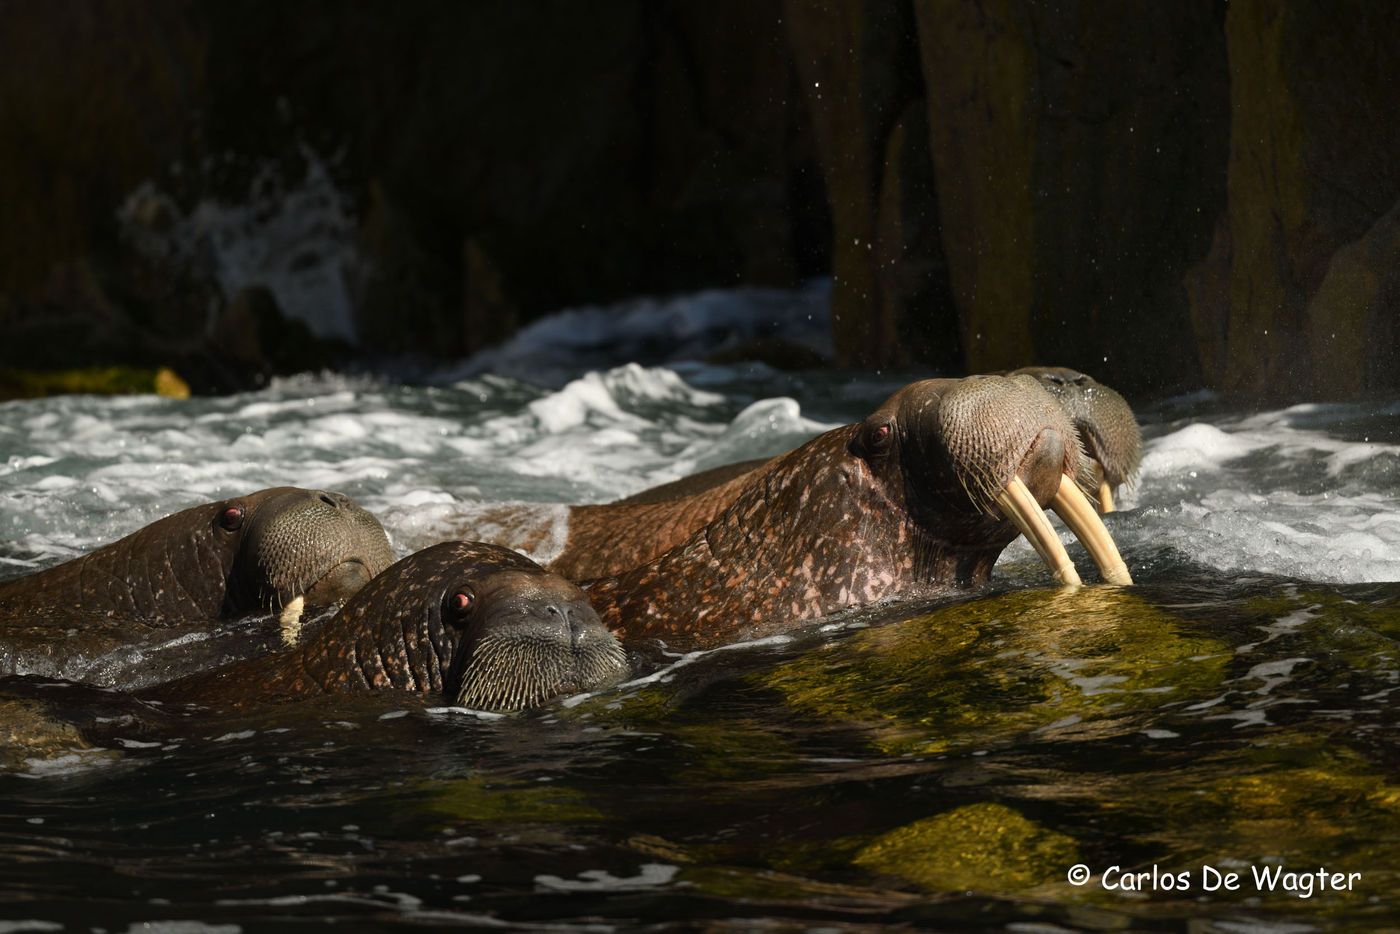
[1,0,1396,401]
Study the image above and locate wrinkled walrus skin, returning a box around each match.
[0,487,394,621]
[432,369,1140,581]
[581,375,1132,649]
[147,542,629,711]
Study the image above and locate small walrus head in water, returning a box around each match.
[1008,366,1141,512]
[0,487,395,624]
[224,487,396,622]
[149,541,629,711]
[448,564,629,710]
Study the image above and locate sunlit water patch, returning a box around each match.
[3,335,1400,929]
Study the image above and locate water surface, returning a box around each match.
[2,329,1399,931]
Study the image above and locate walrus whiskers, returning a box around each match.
[454,634,573,710]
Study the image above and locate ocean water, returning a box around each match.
[2,290,1400,931]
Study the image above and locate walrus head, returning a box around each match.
[449,565,629,710]
[221,487,395,618]
[850,374,1131,587]
[0,486,395,623]
[344,542,626,710]
[1009,366,1141,512]
[372,542,626,710]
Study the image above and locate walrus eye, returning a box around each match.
[865,422,894,455]
[218,505,244,532]
[444,589,475,625]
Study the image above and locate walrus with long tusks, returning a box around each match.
[577,374,1131,649]
[0,487,395,627]
[417,370,1139,582]
[147,542,629,711]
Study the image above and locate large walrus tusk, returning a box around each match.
[1093,463,1116,514]
[993,477,1082,587]
[1051,475,1133,585]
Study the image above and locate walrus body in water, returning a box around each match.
[0,487,394,623]
[0,488,396,685]
[577,375,1133,649]
[430,370,1139,582]
[148,542,629,711]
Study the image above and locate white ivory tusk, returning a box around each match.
[993,477,1082,587]
[278,594,306,646]
[1051,474,1133,585]
[1094,463,1116,514]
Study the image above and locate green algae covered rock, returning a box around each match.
[853,801,1078,892]
[757,587,1230,755]
[0,365,190,401]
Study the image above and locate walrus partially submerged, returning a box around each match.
[578,375,1132,648]
[148,542,629,711]
[422,371,1138,583]
[0,487,395,627]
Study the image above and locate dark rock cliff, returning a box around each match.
[1,1,1396,401]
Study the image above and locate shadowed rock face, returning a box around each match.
[147,542,629,711]
[0,487,394,620]
[581,375,1129,649]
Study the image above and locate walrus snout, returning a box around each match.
[453,571,629,711]
[1009,366,1141,513]
[1016,426,1069,506]
[929,376,1133,587]
[233,488,395,617]
[540,598,604,638]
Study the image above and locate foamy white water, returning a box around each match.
[119,146,360,343]
[2,288,1399,585]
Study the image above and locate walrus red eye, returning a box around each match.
[445,589,475,623]
[218,505,244,532]
[866,423,894,454]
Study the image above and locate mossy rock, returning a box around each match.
[853,801,1079,893]
[405,774,609,828]
[1105,747,1400,876]
[0,696,121,774]
[757,587,1230,755]
[0,365,189,401]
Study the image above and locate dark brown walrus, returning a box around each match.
[0,487,395,626]
[578,375,1132,649]
[147,542,629,711]
[427,369,1139,582]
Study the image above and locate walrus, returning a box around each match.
[0,487,395,630]
[615,367,1142,514]
[411,370,1139,582]
[1007,366,1140,512]
[146,542,629,711]
[578,374,1132,649]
